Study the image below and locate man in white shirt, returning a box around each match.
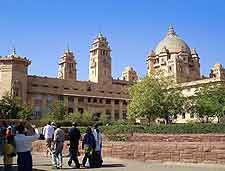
[15,122,40,171]
[43,121,54,156]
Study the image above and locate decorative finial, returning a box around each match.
[97,32,104,38]
[168,24,176,35]
[148,50,155,57]
[11,47,17,57]
[66,43,70,53]
[191,48,197,55]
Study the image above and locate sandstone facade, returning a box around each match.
[0,27,225,122]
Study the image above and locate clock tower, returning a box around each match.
[89,33,112,84]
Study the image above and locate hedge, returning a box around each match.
[99,123,225,141]
[101,123,225,135]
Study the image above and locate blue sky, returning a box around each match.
[0,0,225,80]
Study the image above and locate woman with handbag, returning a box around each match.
[82,127,96,168]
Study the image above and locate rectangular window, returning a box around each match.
[122,110,127,119]
[68,108,74,113]
[68,96,74,103]
[106,99,111,104]
[114,110,120,120]
[88,97,92,103]
[58,95,64,101]
[114,100,119,105]
[32,84,38,87]
[93,98,97,103]
[106,110,111,120]
[99,99,103,104]
[78,97,84,103]
[123,100,128,106]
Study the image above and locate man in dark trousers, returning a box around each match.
[68,122,81,168]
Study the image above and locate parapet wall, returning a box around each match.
[32,134,225,164]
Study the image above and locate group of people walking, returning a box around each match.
[0,120,40,171]
[0,120,103,171]
[43,121,103,169]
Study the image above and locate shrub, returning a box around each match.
[101,123,225,141]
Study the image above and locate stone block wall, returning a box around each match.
[127,133,225,142]
[32,134,225,164]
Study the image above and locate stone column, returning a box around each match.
[119,100,123,119]
[111,99,115,120]
[64,96,69,112]
[74,97,79,112]
[41,95,47,117]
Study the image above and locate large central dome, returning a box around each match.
[154,25,191,55]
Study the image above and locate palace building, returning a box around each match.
[0,26,224,122]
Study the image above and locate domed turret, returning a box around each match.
[154,25,191,55]
[147,25,201,83]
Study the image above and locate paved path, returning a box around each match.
[1,153,225,171]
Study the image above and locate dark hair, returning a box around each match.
[86,127,92,134]
[94,124,98,129]
[48,121,51,125]
[56,123,61,128]
[72,122,77,127]
[17,124,25,134]
[96,128,100,134]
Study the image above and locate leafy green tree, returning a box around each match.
[46,101,66,121]
[99,113,109,125]
[128,73,184,124]
[81,111,93,125]
[191,84,225,123]
[66,112,82,123]
[0,93,33,119]
[160,86,185,124]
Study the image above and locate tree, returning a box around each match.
[191,84,225,123]
[0,93,33,119]
[66,112,82,123]
[99,113,109,125]
[46,101,66,121]
[128,73,184,124]
[81,111,93,125]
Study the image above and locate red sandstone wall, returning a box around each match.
[32,134,225,164]
[127,133,225,142]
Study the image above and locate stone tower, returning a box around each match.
[209,64,225,79]
[147,25,201,83]
[58,49,77,80]
[89,33,112,84]
[122,66,138,82]
[0,48,31,103]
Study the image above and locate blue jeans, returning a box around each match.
[17,151,32,171]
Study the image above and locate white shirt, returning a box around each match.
[93,129,102,151]
[43,124,54,139]
[15,129,40,153]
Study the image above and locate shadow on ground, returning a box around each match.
[0,165,46,171]
[0,163,125,170]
